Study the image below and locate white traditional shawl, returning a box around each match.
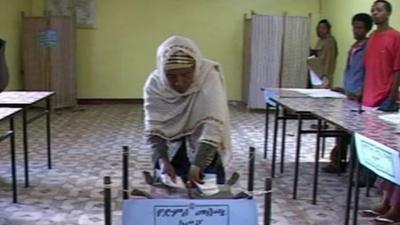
[144,35,231,165]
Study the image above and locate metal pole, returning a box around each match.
[104,176,112,225]
[264,178,272,225]
[312,119,322,205]
[122,146,129,200]
[293,114,302,199]
[248,147,255,192]
[10,117,17,203]
[280,115,286,173]
[46,98,52,169]
[271,104,279,178]
[264,103,270,159]
[352,160,361,225]
[344,138,356,225]
[22,108,29,187]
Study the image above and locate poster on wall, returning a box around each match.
[46,0,96,29]
[38,29,58,48]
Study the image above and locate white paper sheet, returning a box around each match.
[195,174,219,196]
[309,69,323,86]
[290,88,346,98]
[378,113,400,125]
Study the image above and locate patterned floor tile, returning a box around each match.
[0,104,380,225]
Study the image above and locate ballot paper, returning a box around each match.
[160,174,186,189]
[196,173,220,196]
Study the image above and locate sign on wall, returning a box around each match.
[38,29,58,48]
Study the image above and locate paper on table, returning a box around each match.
[292,88,346,98]
[378,113,400,125]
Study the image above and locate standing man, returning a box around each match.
[307,19,338,88]
[363,0,400,111]
[323,13,373,173]
[360,1,400,223]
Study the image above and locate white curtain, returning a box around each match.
[246,14,311,109]
[281,16,311,88]
[247,15,283,109]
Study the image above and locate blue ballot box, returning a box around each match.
[122,198,258,225]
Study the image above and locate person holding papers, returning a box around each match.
[143,35,231,188]
[323,13,373,173]
[307,19,338,88]
[361,1,400,223]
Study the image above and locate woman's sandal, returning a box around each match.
[360,209,382,217]
[375,216,396,224]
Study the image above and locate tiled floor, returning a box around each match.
[0,104,382,225]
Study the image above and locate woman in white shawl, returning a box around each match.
[144,35,231,186]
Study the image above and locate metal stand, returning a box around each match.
[264,178,272,225]
[248,147,255,192]
[122,146,129,200]
[104,176,112,225]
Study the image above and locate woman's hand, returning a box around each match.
[187,165,204,187]
[158,158,177,182]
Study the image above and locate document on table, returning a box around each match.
[378,113,400,125]
[291,88,346,98]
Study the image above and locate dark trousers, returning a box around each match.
[158,140,226,184]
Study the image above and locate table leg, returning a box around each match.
[271,104,280,178]
[293,113,303,199]
[46,98,52,169]
[280,114,286,173]
[264,103,270,159]
[22,108,29,187]
[312,119,322,205]
[10,117,17,203]
[344,138,356,225]
[352,159,361,225]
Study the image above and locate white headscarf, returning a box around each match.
[144,35,231,165]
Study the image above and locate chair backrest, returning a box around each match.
[122,198,258,225]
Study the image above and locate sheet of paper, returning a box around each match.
[291,88,346,98]
[378,113,400,125]
[160,174,186,189]
[309,69,323,86]
[196,174,219,196]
